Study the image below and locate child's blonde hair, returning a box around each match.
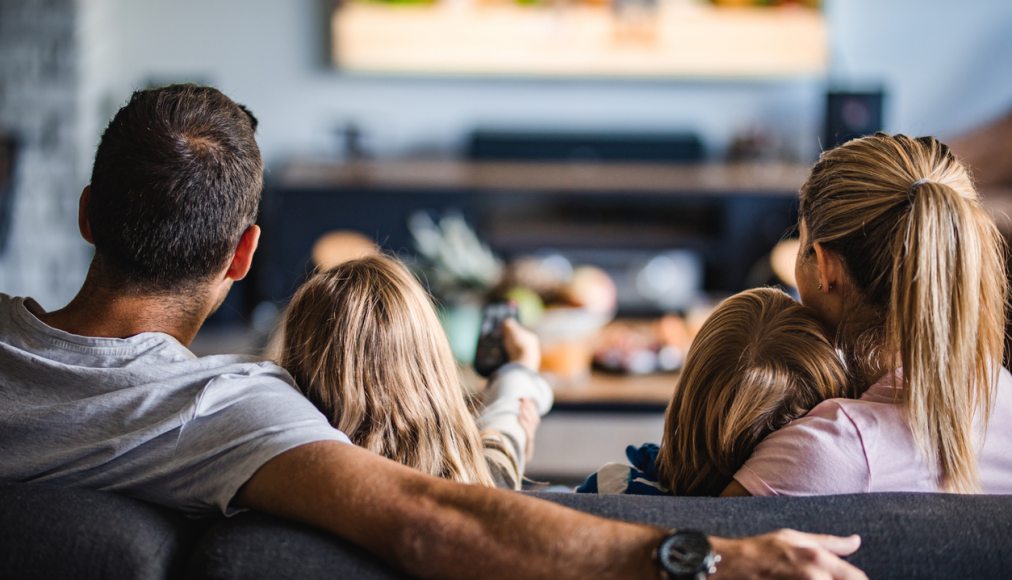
[657,288,847,496]
[278,255,517,488]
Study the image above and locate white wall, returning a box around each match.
[3,0,1010,307]
[827,0,1012,137]
[0,0,90,308]
[79,0,1012,168]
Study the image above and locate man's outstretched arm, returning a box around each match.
[236,441,866,579]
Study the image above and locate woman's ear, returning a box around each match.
[812,242,846,294]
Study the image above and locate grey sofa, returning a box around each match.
[1,483,1010,579]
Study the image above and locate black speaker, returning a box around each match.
[0,133,17,256]
[824,90,885,149]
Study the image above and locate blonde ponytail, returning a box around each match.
[891,181,1005,492]
[800,133,1007,493]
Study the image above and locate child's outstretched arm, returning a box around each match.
[475,319,553,487]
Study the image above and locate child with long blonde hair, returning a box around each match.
[276,255,552,489]
[578,288,847,495]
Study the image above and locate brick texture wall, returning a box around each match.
[0,0,90,309]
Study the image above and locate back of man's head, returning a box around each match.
[88,84,263,292]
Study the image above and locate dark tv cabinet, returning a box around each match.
[259,160,808,311]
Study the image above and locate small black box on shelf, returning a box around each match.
[824,90,885,150]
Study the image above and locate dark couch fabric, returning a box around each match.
[187,511,396,580]
[0,484,197,580]
[533,491,1012,579]
[2,483,1011,579]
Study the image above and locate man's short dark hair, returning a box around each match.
[88,84,263,291]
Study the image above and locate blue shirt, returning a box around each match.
[576,443,671,496]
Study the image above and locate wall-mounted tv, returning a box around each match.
[331,0,826,79]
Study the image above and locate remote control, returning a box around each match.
[473,302,519,378]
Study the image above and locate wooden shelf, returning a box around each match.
[281,160,810,196]
[552,371,677,406]
[464,365,676,408]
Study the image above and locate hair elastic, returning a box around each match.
[908,178,932,194]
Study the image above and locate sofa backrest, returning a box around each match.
[3,483,1011,579]
[0,484,197,580]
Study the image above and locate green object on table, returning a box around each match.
[439,301,482,365]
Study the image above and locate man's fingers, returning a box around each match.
[820,548,868,580]
[710,531,867,580]
[807,533,862,556]
[777,531,865,579]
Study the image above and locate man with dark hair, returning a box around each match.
[87,84,263,294]
[0,84,865,579]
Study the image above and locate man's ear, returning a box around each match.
[226,225,261,282]
[78,186,94,244]
[812,242,845,294]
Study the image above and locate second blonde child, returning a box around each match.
[578,287,847,496]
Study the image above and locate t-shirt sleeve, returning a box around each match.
[130,362,350,516]
[732,401,870,496]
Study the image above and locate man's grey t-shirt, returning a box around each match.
[0,294,349,516]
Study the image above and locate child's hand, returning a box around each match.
[518,397,541,462]
[502,319,541,372]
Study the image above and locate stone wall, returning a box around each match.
[0,0,90,308]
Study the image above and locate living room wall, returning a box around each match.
[0,0,90,309]
[82,0,1012,166]
[0,0,1010,308]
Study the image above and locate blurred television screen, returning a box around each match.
[331,0,826,78]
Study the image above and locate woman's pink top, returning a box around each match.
[733,367,1012,495]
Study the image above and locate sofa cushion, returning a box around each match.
[0,483,197,580]
[532,491,1012,579]
[187,511,399,579]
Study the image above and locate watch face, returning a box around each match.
[659,531,713,577]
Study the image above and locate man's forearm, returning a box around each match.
[392,472,664,578]
[237,441,664,578]
[237,441,865,580]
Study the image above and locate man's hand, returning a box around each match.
[502,318,541,372]
[711,530,865,580]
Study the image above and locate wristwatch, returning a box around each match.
[655,529,721,580]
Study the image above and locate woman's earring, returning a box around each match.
[817,281,823,291]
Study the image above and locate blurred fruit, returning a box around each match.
[312,231,378,270]
[540,340,594,385]
[502,255,570,298]
[592,316,692,375]
[504,286,545,326]
[562,265,617,315]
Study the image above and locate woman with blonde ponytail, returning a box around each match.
[726,133,1012,496]
[276,255,553,490]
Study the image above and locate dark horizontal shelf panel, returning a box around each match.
[279,160,809,197]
